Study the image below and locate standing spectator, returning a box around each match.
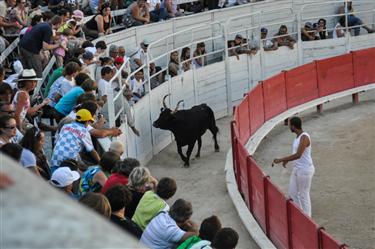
[19,15,63,77]
[211,227,239,249]
[132,177,177,230]
[101,157,140,194]
[316,18,327,40]
[79,192,112,218]
[260,28,277,51]
[83,3,112,40]
[4,0,28,35]
[20,127,51,180]
[148,0,168,22]
[193,42,206,69]
[273,25,296,49]
[79,151,121,195]
[54,78,97,121]
[98,66,113,103]
[54,30,70,67]
[0,0,22,32]
[104,185,143,238]
[177,215,222,249]
[130,69,145,102]
[168,51,179,77]
[131,39,149,71]
[301,22,319,41]
[181,47,191,71]
[13,69,50,132]
[50,167,81,199]
[50,109,100,171]
[141,199,199,248]
[126,166,158,218]
[273,116,315,217]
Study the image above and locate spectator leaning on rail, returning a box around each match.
[50,108,100,172]
[315,18,327,40]
[273,116,315,217]
[141,198,199,248]
[259,27,278,51]
[272,25,296,50]
[338,0,374,36]
[18,15,64,78]
[301,22,320,41]
[83,3,112,40]
[228,34,257,60]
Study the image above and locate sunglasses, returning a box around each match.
[1,110,15,114]
[4,126,16,130]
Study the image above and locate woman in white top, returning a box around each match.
[273,116,315,217]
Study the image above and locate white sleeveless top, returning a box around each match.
[292,132,314,170]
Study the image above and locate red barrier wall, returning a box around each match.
[266,178,289,249]
[237,142,250,207]
[289,201,319,249]
[319,229,343,249]
[263,73,287,120]
[316,54,354,97]
[237,95,251,145]
[249,83,265,136]
[249,156,267,232]
[285,62,319,108]
[352,48,375,86]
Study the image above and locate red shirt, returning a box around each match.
[101,173,129,193]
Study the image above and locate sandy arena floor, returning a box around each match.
[253,90,375,249]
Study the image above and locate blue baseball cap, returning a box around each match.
[261,27,268,33]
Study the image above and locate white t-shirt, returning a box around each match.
[141,212,185,249]
[333,23,345,39]
[21,148,37,168]
[147,0,161,12]
[98,78,110,98]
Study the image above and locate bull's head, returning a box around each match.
[153,94,183,129]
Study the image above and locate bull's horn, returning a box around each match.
[174,100,184,112]
[162,94,170,108]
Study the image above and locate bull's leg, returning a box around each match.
[177,145,187,164]
[209,125,220,152]
[195,137,202,158]
[185,141,196,167]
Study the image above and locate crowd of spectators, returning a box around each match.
[0,0,374,247]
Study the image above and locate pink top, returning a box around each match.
[12,90,30,122]
[54,36,68,57]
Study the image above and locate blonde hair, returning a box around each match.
[79,193,111,218]
[127,166,151,191]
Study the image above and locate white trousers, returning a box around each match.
[288,167,315,217]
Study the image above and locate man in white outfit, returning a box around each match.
[273,116,315,217]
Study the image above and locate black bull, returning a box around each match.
[153,95,220,167]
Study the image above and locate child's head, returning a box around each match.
[63,28,73,37]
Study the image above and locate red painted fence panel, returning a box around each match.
[262,73,287,120]
[249,156,267,232]
[289,201,319,249]
[285,62,319,108]
[352,48,375,86]
[249,83,265,136]
[231,121,240,187]
[316,54,354,97]
[237,95,251,145]
[320,229,342,249]
[237,142,250,208]
[265,178,289,249]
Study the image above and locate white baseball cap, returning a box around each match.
[50,167,80,188]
